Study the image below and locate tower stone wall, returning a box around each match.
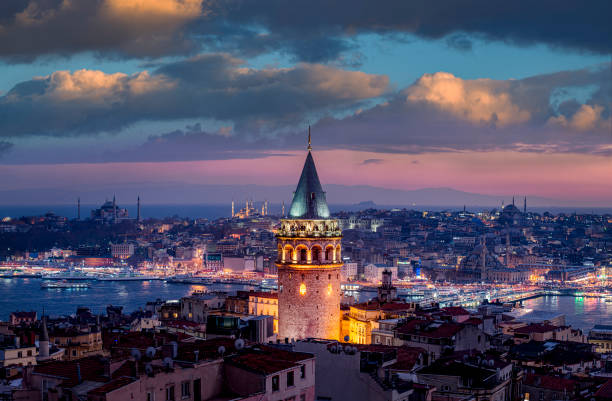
[277,219,342,341]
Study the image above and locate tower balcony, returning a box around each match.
[276,218,342,238]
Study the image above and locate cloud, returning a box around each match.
[302,64,611,154]
[0,62,609,164]
[445,34,473,51]
[0,141,12,156]
[0,0,204,61]
[361,158,384,165]
[189,0,612,62]
[405,72,531,126]
[0,53,389,136]
[548,104,611,132]
[0,0,609,62]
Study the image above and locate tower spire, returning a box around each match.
[307,125,312,151]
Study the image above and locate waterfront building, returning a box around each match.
[180,292,226,324]
[589,325,612,354]
[364,263,398,283]
[340,260,358,281]
[49,326,103,361]
[9,311,37,326]
[276,133,342,341]
[110,243,134,259]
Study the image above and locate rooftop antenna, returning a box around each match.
[307,125,312,151]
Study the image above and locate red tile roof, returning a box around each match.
[524,374,576,392]
[514,323,558,334]
[227,346,313,375]
[397,320,463,339]
[88,377,136,395]
[247,291,278,299]
[33,357,107,387]
[352,301,414,312]
[463,317,483,326]
[10,312,36,318]
[441,307,470,316]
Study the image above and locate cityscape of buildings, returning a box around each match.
[0,140,611,401]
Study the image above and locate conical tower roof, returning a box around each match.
[288,149,330,219]
[40,315,49,342]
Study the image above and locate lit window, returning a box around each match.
[327,283,332,295]
[299,283,307,295]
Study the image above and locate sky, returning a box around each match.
[0,0,610,206]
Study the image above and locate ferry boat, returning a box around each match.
[42,269,95,281]
[260,279,278,290]
[41,280,91,289]
[96,270,158,281]
[340,283,360,291]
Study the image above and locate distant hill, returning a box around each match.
[0,183,587,208]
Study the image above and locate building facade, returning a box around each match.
[277,137,342,341]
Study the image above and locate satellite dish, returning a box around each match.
[145,347,156,358]
[344,335,349,342]
[218,346,226,356]
[145,363,154,376]
[131,349,141,360]
[234,339,245,350]
[163,357,173,369]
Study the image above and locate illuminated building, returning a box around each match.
[248,291,279,333]
[277,130,341,341]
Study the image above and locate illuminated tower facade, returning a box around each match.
[277,133,342,341]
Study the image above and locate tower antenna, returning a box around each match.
[307,125,312,151]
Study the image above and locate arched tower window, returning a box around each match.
[300,248,307,263]
[312,246,322,263]
[325,246,333,262]
[283,245,294,263]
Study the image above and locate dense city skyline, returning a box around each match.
[0,1,610,205]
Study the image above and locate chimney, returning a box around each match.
[76,363,82,384]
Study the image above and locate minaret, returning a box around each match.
[77,197,81,220]
[113,195,117,223]
[282,201,285,217]
[523,196,527,214]
[137,196,141,222]
[277,127,341,341]
[231,200,235,218]
[39,315,49,360]
[505,231,511,267]
[512,196,515,206]
[245,200,249,217]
